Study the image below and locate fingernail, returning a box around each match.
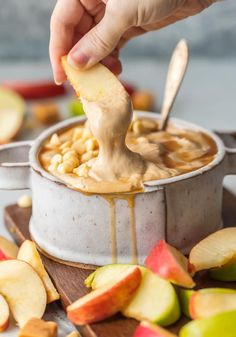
[68,51,89,68]
[55,80,63,86]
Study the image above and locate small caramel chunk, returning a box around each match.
[18,318,57,337]
[32,103,59,125]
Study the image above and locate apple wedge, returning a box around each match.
[85,264,180,326]
[180,310,236,337]
[0,294,10,332]
[145,240,195,288]
[67,266,141,325]
[189,228,236,272]
[17,240,60,303]
[0,235,18,260]
[134,321,177,337]
[0,259,47,327]
[0,87,25,144]
[179,289,195,318]
[61,56,126,102]
[210,258,236,281]
[189,291,236,319]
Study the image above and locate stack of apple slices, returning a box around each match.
[0,237,59,332]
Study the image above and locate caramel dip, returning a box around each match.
[39,57,216,194]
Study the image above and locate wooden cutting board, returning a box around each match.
[4,188,236,337]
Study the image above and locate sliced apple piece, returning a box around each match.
[0,294,10,332]
[180,310,236,337]
[61,56,126,101]
[0,87,25,144]
[179,289,195,318]
[210,258,236,281]
[189,228,236,272]
[145,240,195,288]
[0,235,18,260]
[190,291,236,319]
[0,259,47,327]
[67,266,141,325]
[134,321,177,337]
[85,264,180,326]
[17,240,60,303]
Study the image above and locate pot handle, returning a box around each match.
[0,141,32,190]
[215,131,236,175]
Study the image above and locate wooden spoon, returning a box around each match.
[159,39,189,131]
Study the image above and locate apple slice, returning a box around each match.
[145,240,195,288]
[0,87,25,144]
[0,294,10,332]
[210,258,236,281]
[0,259,47,327]
[61,56,126,101]
[189,228,236,272]
[134,321,177,337]
[190,291,236,319]
[0,235,18,260]
[179,289,195,318]
[17,240,60,303]
[85,264,180,326]
[67,266,141,325]
[180,310,236,337]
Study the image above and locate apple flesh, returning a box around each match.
[85,264,180,326]
[145,240,195,288]
[67,266,141,325]
[189,227,236,272]
[179,289,195,318]
[134,321,177,337]
[0,87,25,144]
[180,310,236,337]
[210,258,236,281]
[190,291,236,319]
[0,259,47,327]
[17,240,60,303]
[0,235,18,260]
[0,294,10,332]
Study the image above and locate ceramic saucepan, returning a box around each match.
[0,111,236,266]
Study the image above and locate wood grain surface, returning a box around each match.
[4,188,236,337]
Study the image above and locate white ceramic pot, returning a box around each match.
[1,112,236,266]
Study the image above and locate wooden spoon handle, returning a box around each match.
[159,39,189,131]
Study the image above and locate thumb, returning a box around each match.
[68,6,130,69]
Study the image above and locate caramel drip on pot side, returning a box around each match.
[103,195,117,263]
[127,195,138,264]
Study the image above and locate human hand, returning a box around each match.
[50,0,217,84]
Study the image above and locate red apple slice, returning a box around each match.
[189,291,236,319]
[0,294,10,332]
[145,240,195,288]
[0,235,18,260]
[67,266,141,325]
[0,87,25,144]
[0,259,47,327]
[17,240,60,303]
[134,321,177,337]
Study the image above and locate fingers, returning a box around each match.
[68,0,133,69]
[49,0,85,84]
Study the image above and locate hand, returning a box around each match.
[50,0,217,84]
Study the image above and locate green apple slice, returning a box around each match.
[190,292,236,319]
[180,310,236,337]
[179,289,195,318]
[210,258,236,281]
[85,264,180,326]
[189,228,236,272]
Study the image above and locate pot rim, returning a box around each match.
[29,111,226,190]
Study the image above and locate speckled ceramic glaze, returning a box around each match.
[1,111,236,266]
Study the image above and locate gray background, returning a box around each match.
[0,0,235,61]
